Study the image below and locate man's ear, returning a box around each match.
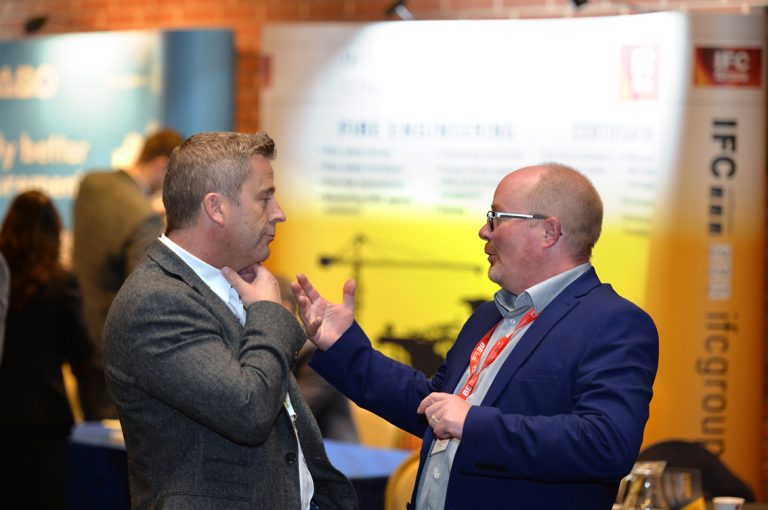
[542,216,563,247]
[143,156,170,193]
[151,155,169,179]
[202,192,226,227]
[152,155,170,173]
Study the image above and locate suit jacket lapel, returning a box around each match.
[146,240,243,333]
[443,303,502,395]
[481,268,602,407]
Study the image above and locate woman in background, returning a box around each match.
[0,190,92,509]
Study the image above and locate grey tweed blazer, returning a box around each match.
[103,240,357,509]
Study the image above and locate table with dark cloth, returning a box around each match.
[66,421,411,510]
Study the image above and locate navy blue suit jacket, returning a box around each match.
[311,268,658,510]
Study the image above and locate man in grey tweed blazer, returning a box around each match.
[103,132,357,509]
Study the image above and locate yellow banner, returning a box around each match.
[261,13,765,492]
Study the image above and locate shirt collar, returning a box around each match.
[494,263,592,317]
[159,235,231,305]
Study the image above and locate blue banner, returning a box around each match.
[0,29,234,227]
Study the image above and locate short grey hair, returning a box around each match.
[163,132,276,233]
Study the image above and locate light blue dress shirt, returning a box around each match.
[415,263,591,510]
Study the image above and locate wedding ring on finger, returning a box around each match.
[431,415,440,425]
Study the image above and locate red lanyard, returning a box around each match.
[458,308,538,400]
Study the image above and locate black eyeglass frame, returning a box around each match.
[486,210,549,232]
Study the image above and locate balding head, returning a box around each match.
[518,163,603,262]
[482,163,602,293]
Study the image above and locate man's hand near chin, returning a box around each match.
[222,263,281,306]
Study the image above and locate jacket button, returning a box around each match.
[285,452,297,464]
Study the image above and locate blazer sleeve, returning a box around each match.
[123,213,164,276]
[105,281,307,446]
[311,321,452,437]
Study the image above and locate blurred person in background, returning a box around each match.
[73,128,183,420]
[278,275,359,443]
[0,190,92,509]
[0,253,9,367]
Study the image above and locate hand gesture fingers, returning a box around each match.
[291,273,356,351]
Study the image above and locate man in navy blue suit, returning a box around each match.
[293,163,659,510]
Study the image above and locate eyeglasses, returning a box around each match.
[486,210,549,232]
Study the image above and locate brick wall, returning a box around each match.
[1,0,764,132]
[1,0,766,500]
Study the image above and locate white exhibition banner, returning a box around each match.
[261,13,765,488]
